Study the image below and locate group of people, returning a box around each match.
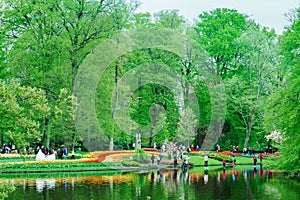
[35,146,76,160]
[1,143,16,154]
[150,153,164,165]
[253,153,264,167]
[243,146,255,156]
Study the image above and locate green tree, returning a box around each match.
[265,8,300,170]
[154,10,185,29]
[225,27,279,149]
[0,81,49,149]
[194,8,248,77]
[1,0,137,149]
[265,66,300,170]
[176,107,198,147]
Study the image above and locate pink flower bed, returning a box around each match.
[261,153,281,157]
[217,151,242,156]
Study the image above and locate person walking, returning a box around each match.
[187,147,191,157]
[204,155,209,170]
[157,154,161,165]
[259,153,263,166]
[253,155,257,167]
[151,154,155,165]
[222,159,226,169]
[243,147,247,155]
[182,155,187,170]
[232,155,236,168]
[173,154,178,168]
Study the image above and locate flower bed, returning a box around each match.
[217,151,242,156]
[87,151,135,162]
[261,153,281,157]
[142,148,158,151]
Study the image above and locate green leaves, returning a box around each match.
[0,81,49,148]
[195,8,248,76]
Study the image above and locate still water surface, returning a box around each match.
[1,167,299,200]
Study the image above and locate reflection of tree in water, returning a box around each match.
[4,169,299,199]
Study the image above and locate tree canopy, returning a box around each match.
[0,1,299,170]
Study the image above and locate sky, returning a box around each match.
[136,0,300,34]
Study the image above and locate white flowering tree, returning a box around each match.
[265,131,283,145]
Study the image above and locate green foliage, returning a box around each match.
[121,160,140,167]
[208,153,233,162]
[153,10,186,29]
[0,0,298,160]
[176,107,198,147]
[195,8,248,76]
[0,81,49,148]
[135,148,146,154]
[0,162,122,170]
[264,8,300,171]
[265,66,300,171]
[132,149,149,162]
[0,183,15,200]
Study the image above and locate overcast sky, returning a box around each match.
[136,0,300,34]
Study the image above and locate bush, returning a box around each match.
[121,160,140,167]
[208,153,232,162]
[217,151,242,156]
[132,149,149,163]
[0,183,15,200]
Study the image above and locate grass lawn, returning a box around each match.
[188,154,272,167]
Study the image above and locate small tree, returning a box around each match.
[176,107,198,147]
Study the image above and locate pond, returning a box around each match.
[1,167,299,200]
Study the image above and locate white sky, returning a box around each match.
[136,0,300,34]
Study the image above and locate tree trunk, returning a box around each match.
[1,132,3,147]
[243,119,253,148]
[110,64,119,151]
[42,118,51,149]
[109,136,114,151]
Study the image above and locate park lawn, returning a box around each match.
[188,155,222,165]
[188,155,272,167]
[188,165,254,173]
[234,156,273,166]
[0,161,124,173]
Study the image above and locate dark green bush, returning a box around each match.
[208,153,232,162]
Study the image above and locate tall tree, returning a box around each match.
[0,81,49,149]
[1,0,137,149]
[226,26,279,148]
[176,107,198,147]
[194,8,248,77]
[265,8,300,170]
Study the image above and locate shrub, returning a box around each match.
[217,151,242,156]
[208,153,232,162]
[132,149,149,163]
[0,183,15,200]
[121,160,140,167]
[183,151,201,156]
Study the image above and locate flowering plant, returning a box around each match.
[265,131,283,145]
[216,151,242,156]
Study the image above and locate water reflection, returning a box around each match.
[35,179,56,192]
[204,170,208,184]
[1,169,299,200]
